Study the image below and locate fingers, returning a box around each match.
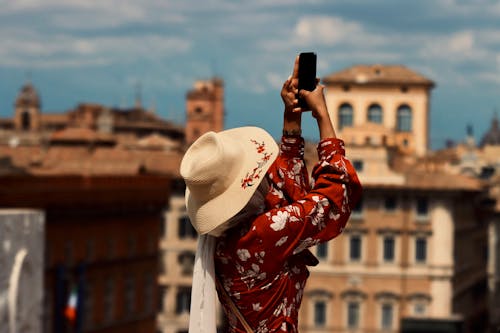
[292,55,299,79]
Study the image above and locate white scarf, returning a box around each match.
[188,178,268,333]
[189,234,217,333]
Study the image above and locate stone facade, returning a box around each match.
[0,209,44,333]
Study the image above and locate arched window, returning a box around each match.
[396,105,412,132]
[21,111,31,130]
[367,104,383,123]
[338,103,353,130]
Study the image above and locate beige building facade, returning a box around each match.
[296,65,489,333]
[323,65,434,157]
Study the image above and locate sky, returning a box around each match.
[0,0,499,149]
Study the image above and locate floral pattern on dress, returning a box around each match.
[215,135,362,333]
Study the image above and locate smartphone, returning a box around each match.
[297,52,317,109]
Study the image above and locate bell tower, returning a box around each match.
[14,82,41,132]
[185,77,224,145]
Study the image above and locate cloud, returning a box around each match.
[295,16,365,46]
[0,29,192,68]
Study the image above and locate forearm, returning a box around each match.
[283,109,302,136]
[315,107,336,140]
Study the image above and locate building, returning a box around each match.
[323,64,434,157]
[295,65,490,333]
[184,77,224,145]
[157,77,225,333]
[1,174,170,333]
[301,158,488,333]
[0,82,183,333]
[0,81,184,145]
[429,115,500,332]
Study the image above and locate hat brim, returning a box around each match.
[185,127,278,235]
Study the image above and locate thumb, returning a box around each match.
[298,89,309,98]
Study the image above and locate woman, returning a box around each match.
[181,56,362,333]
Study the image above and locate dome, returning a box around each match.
[480,114,500,147]
[15,82,41,108]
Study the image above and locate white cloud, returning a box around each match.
[449,31,474,53]
[266,72,285,90]
[0,29,192,68]
[294,16,370,46]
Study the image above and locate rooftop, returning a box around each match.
[323,64,435,87]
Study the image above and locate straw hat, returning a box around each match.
[180,126,279,235]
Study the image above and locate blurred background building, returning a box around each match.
[0,84,181,333]
[1,64,499,333]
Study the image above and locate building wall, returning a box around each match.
[299,188,487,333]
[158,194,197,333]
[185,78,224,145]
[0,175,169,333]
[324,84,430,156]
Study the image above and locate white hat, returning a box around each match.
[180,126,279,235]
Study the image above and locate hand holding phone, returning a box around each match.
[297,52,317,110]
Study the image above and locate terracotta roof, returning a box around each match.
[323,64,435,87]
[50,127,115,143]
[136,133,179,150]
[40,113,69,123]
[142,151,182,176]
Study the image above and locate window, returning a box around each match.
[21,111,31,130]
[86,239,95,261]
[347,301,360,329]
[353,160,364,172]
[104,278,114,323]
[314,301,326,327]
[338,103,353,130]
[381,303,393,329]
[396,105,412,132]
[383,236,395,262]
[384,196,397,212]
[106,238,115,260]
[414,303,426,316]
[178,251,196,275]
[127,235,136,257]
[408,294,430,316]
[178,216,197,239]
[316,242,328,260]
[349,235,362,261]
[367,104,383,123]
[144,273,154,314]
[416,197,429,219]
[352,198,363,218]
[415,237,427,263]
[125,276,136,315]
[176,287,192,314]
[194,107,203,114]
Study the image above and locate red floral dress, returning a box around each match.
[215,135,362,333]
